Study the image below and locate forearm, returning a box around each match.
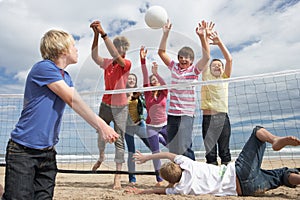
[140,188,166,194]
[158,33,171,65]
[218,39,232,77]
[145,152,176,162]
[155,73,166,85]
[196,35,210,71]
[103,36,125,66]
[200,35,210,62]
[218,39,232,62]
[158,32,168,53]
[91,34,100,62]
[69,90,105,132]
[141,59,149,85]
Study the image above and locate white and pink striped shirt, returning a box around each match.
[167,60,202,117]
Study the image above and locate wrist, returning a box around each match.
[141,58,146,64]
[101,33,108,39]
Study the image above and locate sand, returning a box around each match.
[1,164,300,200]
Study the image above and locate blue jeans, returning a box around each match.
[125,121,150,183]
[202,113,231,164]
[167,115,195,160]
[2,139,57,200]
[235,126,298,196]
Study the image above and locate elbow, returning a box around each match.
[205,54,211,63]
[227,57,233,65]
[91,53,97,63]
[158,49,164,58]
[64,97,74,108]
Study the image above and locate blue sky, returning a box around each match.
[0,0,300,94]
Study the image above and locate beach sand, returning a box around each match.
[1,160,300,200]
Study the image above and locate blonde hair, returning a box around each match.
[159,162,182,184]
[40,29,74,61]
[113,36,130,52]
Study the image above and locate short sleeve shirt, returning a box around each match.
[201,68,229,113]
[166,155,237,196]
[101,58,131,106]
[167,60,201,116]
[11,60,73,149]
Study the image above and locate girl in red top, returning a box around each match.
[140,46,168,186]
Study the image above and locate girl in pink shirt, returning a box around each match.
[140,46,168,186]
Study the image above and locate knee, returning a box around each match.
[283,168,299,188]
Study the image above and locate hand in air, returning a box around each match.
[140,46,148,60]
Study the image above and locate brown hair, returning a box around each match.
[127,73,138,88]
[149,74,161,97]
[113,36,130,52]
[159,162,182,184]
[210,58,224,68]
[177,46,194,63]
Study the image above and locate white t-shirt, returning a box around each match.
[165,155,237,196]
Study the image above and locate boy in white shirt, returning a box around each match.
[128,126,300,196]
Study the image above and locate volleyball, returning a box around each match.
[144,6,168,29]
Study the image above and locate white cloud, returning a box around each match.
[0,0,299,93]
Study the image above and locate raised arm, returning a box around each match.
[194,20,211,72]
[90,21,126,67]
[47,81,119,143]
[140,46,150,86]
[210,31,233,77]
[133,150,177,164]
[158,20,172,67]
[90,21,104,66]
[152,62,166,85]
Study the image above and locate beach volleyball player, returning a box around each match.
[1,29,119,200]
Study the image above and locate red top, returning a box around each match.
[141,61,168,125]
[101,58,131,106]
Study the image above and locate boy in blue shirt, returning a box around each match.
[2,29,119,199]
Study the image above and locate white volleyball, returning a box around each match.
[144,6,168,29]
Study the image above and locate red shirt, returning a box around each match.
[101,58,131,106]
[141,62,167,125]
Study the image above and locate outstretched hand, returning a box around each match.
[196,20,215,38]
[209,31,221,45]
[151,62,158,75]
[124,186,143,194]
[162,19,172,34]
[140,46,147,60]
[133,150,148,164]
[97,121,119,144]
[205,21,215,37]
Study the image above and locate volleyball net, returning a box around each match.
[0,69,299,174]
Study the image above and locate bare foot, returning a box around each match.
[113,174,122,190]
[92,160,102,171]
[128,182,136,186]
[272,136,300,151]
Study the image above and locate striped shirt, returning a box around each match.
[167,60,202,116]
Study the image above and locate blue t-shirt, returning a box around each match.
[11,60,73,149]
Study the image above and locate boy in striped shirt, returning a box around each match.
[158,20,212,160]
